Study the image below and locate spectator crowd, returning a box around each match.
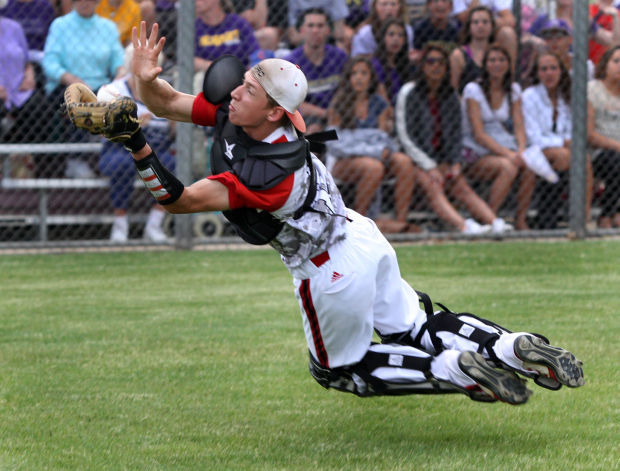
[1,0,620,239]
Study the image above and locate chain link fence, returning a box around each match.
[1,0,618,250]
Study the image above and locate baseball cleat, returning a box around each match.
[458,351,532,405]
[514,335,585,388]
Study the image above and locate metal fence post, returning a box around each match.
[173,0,195,250]
[569,1,588,239]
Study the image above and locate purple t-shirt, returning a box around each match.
[0,0,55,51]
[0,17,33,109]
[194,14,259,68]
[371,56,408,106]
[284,44,348,109]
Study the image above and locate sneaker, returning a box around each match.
[491,217,514,234]
[514,335,585,388]
[463,218,491,235]
[458,351,532,405]
[144,223,168,242]
[65,158,95,179]
[110,219,128,242]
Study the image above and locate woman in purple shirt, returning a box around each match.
[371,18,413,105]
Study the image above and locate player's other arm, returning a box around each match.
[131,22,195,122]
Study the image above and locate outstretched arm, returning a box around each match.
[132,22,195,122]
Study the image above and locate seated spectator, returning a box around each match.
[371,17,413,105]
[194,0,260,71]
[42,0,125,177]
[342,0,370,54]
[461,45,536,230]
[589,0,620,64]
[405,0,427,23]
[587,45,620,228]
[0,0,55,61]
[452,0,517,66]
[538,20,595,81]
[395,43,507,234]
[96,0,142,47]
[284,8,348,133]
[412,0,460,63]
[344,0,370,31]
[97,46,175,242]
[287,0,349,49]
[449,5,494,94]
[151,0,177,64]
[234,0,283,53]
[43,2,125,97]
[0,14,51,144]
[351,0,414,59]
[234,0,267,29]
[326,56,419,233]
[523,51,593,228]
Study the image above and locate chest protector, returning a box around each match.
[211,104,316,245]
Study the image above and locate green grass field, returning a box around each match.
[1,240,618,470]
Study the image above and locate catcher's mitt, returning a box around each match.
[63,83,140,143]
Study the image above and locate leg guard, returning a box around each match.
[377,291,507,362]
[308,345,463,398]
[380,291,562,391]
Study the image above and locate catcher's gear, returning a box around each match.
[63,83,141,143]
[202,55,245,104]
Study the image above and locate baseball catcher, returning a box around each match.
[64,22,585,405]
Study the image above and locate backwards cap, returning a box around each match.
[250,58,308,133]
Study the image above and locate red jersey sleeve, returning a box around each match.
[207,172,294,211]
[191,92,221,126]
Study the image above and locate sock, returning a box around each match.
[493,332,530,371]
[113,215,128,231]
[146,208,165,228]
[430,350,476,388]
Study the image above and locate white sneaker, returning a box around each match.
[491,218,514,234]
[463,218,491,235]
[65,158,95,179]
[144,223,168,242]
[110,219,128,242]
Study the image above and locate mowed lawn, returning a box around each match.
[0,240,618,470]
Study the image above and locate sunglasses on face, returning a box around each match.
[424,57,446,66]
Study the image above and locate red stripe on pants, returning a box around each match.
[299,279,329,367]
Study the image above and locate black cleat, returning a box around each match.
[458,351,532,405]
[514,335,585,388]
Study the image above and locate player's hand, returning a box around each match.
[132,21,166,83]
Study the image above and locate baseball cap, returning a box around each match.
[539,19,571,38]
[250,58,308,133]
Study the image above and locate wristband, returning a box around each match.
[134,151,184,205]
[123,129,147,153]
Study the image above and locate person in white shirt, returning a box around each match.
[461,44,536,230]
[522,51,593,227]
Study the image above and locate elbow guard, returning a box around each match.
[134,151,184,205]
